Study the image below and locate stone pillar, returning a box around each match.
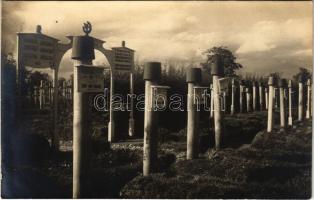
[239,80,245,113]
[108,70,115,142]
[34,86,38,106]
[288,80,293,126]
[265,88,268,110]
[186,68,202,159]
[279,79,287,129]
[211,55,224,150]
[48,82,52,104]
[71,35,95,198]
[39,80,44,109]
[230,78,235,115]
[259,82,264,110]
[210,84,214,118]
[128,72,135,137]
[252,81,257,111]
[298,77,304,121]
[306,79,311,119]
[246,87,251,112]
[143,62,161,176]
[267,76,275,133]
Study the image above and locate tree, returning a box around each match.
[293,67,312,83]
[201,46,243,76]
[269,72,281,82]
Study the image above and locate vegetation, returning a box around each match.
[201,46,243,77]
[293,67,312,83]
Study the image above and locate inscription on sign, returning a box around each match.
[113,47,134,72]
[151,85,170,109]
[218,77,231,93]
[77,65,104,93]
[193,86,210,104]
[18,33,58,69]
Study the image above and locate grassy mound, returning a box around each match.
[120,119,311,199]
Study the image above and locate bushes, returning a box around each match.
[11,134,52,166]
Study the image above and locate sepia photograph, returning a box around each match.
[1,1,313,198]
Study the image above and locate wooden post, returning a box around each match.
[246,87,251,112]
[259,82,264,110]
[71,35,95,198]
[62,81,66,99]
[306,79,311,119]
[210,84,214,118]
[39,80,44,109]
[273,88,277,109]
[230,78,235,115]
[128,72,135,137]
[43,81,47,106]
[222,91,226,113]
[52,68,59,150]
[298,77,304,121]
[267,76,275,133]
[239,81,245,113]
[288,80,293,126]
[143,62,161,176]
[65,81,68,100]
[69,80,73,101]
[48,81,52,104]
[108,70,115,142]
[279,79,287,129]
[186,68,202,159]
[211,55,224,150]
[16,33,26,96]
[265,88,268,110]
[252,81,257,111]
[34,86,38,106]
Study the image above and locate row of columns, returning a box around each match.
[29,80,73,109]
[68,32,312,197]
[267,77,311,133]
[71,53,312,197]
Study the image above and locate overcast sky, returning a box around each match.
[2,1,312,78]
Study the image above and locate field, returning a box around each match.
[3,108,311,198]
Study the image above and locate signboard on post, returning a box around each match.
[112,45,134,72]
[218,77,231,94]
[151,85,170,109]
[77,65,104,93]
[18,33,59,69]
[193,86,210,104]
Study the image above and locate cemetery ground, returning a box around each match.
[4,108,311,198]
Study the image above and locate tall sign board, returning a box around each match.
[112,46,134,72]
[18,33,59,69]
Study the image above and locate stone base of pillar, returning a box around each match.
[306,111,310,119]
[128,118,135,137]
[108,121,115,142]
[288,117,293,126]
[230,105,234,115]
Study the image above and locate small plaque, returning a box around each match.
[77,65,104,93]
[218,77,231,93]
[151,85,170,108]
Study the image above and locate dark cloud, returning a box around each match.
[2,2,25,54]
